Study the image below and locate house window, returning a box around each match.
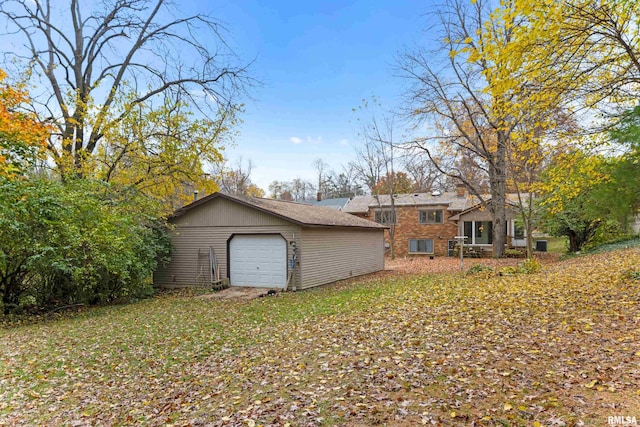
[513,220,525,239]
[463,221,493,245]
[409,239,434,254]
[475,221,493,244]
[464,221,473,242]
[374,210,396,224]
[419,210,443,224]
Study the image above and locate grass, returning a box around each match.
[583,236,640,254]
[539,236,568,254]
[1,248,640,426]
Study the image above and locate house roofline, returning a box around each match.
[448,198,521,221]
[170,192,388,230]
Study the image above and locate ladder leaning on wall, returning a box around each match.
[196,247,228,290]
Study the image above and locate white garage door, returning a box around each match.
[229,235,287,288]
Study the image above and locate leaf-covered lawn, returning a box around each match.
[1,249,639,426]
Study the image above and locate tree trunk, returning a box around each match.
[388,197,396,260]
[523,192,534,259]
[2,281,19,315]
[567,219,601,253]
[568,232,580,253]
[525,217,534,259]
[490,131,508,258]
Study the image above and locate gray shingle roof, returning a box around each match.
[448,193,530,220]
[303,197,351,210]
[172,192,387,229]
[344,192,478,213]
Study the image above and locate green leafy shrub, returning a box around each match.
[584,220,633,250]
[0,178,170,314]
[499,258,541,276]
[520,257,541,274]
[465,264,496,277]
[622,269,640,282]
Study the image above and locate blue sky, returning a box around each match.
[204,0,436,191]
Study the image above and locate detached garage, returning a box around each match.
[154,192,386,290]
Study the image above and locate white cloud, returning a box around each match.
[339,138,349,146]
[290,136,322,144]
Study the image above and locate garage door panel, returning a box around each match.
[229,235,287,288]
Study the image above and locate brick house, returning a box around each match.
[344,186,475,257]
[344,186,528,257]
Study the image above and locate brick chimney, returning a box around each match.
[317,191,323,202]
[456,184,467,197]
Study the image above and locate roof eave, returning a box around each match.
[170,192,386,229]
[302,223,389,230]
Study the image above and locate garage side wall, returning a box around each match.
[298,228,385,290]
[154,198,301,287]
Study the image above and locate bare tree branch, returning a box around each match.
[0,0,254,174]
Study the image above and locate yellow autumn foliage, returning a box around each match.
[535,149,610,213]
[91,91,238,213]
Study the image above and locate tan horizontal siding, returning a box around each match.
[154,225,301,287]
[298,228,385,290]
[173,197,291,227]
[156,197,383,290]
